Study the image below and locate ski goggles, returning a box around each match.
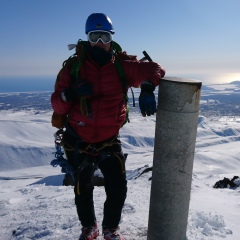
[87,31,112,44]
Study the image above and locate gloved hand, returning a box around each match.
[139,81,156,117]
[63,79,93,102]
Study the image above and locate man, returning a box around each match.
[51,13,165,240]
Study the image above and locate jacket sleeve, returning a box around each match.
[51,67,74,115]
[120,60,165,88]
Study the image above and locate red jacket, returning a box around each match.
[51,58,165,143]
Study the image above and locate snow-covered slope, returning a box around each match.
[0,83,240,239]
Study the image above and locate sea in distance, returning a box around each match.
[0,74,238,93]
[0,76,55,93]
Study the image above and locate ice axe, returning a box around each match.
[140,50,153,62]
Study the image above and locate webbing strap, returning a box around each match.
[114,60,128,104]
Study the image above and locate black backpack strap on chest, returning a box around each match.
[114,59,135,125]
[114,60,128,104]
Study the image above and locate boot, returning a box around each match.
[79,223,99,240]
[102,227,124,240]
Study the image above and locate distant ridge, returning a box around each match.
[230,80,240,85]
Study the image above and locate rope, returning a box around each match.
[50,129,75,181]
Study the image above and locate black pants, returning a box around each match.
[62,130,127,229]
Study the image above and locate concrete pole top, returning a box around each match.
[161,76,202,85]
[157,76,202,113]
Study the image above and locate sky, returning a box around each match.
[0,0,240,84]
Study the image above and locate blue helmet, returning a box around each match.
[85,13,115,34]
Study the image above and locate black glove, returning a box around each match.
[139,81,156,117]
[64,79,93,102]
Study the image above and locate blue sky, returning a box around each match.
[0,0,239,84]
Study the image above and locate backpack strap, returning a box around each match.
[75,40,93,118]
[59,40,91,118]
[114,50,137,109]
[114,60,128,103]
[114,58,136,125]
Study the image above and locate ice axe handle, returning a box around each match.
[142,50,153,62]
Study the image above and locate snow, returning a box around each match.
[0,83,240,240]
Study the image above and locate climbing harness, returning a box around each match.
[50,127,127,194]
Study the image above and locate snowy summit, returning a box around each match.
[0,82,240,239]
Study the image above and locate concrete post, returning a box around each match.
[147,77,202,240]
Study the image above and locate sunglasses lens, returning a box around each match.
[88,31,112,43]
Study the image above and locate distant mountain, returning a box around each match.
[201,85,214,90]
[230,80,240,85]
